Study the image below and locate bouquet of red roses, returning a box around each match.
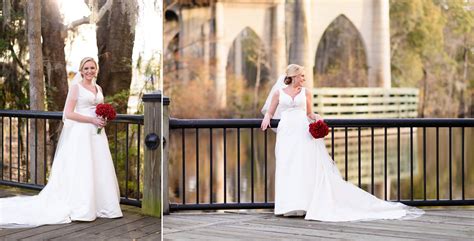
[95,103,117,134]
[309,120,329,139]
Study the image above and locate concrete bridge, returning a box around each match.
[165,0,391,108]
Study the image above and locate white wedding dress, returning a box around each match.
[274,87,423,221]
[0,83,123,228]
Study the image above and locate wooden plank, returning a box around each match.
[248,216,471,240]
[163,210,474,240]
[48,213,145,240]
[93,216,159,239]
[112,220,161,240]
[18,218,112,241]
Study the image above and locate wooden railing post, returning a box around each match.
[142,91,165,217]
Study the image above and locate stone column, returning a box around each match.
[214,1,227,108]
[369,0,391,88]
[288,0,313,89]
[270,0,286,80]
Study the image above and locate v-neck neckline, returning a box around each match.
[79,83,98,98]
[282,88,303,102]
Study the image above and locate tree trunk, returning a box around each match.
[41,0,68,162]
[96,0,136,113]
[27,0,46,184]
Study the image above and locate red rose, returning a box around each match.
[95,103,116,134]
[309,120,329,139]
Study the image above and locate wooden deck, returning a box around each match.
[164,208,474,240]
[0,186,161,241]
[2,186,473,240]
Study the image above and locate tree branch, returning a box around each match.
[8,42,30,75]
[66,0,114,30]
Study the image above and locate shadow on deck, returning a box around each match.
[0,186,161,241]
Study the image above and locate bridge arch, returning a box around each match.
[314,14,368,87]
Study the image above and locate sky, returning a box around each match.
[57,0,163,74]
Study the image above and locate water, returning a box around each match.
[168,127,474,204]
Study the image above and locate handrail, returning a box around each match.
[170,118,474,128]
[0,110,144,123]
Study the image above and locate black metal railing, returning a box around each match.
[0,110,144,207]
[168,118,474,211]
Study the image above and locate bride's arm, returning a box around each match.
[261,91,280,131]
[306,89,323,121]
[64,84,105,127]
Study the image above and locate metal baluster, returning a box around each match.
[35,118,38,184]
[43,119,47,184]
[125,123,129,199]
[18,118,21,182]
[449,127,452,200]
[196,128,200,204]
[210,128,213,204]
[436,127,439,200]
[264,130,268,203]
[461,127,465,200]
[384,127,387,200]
[345,127,348,181]
[423,127,426,200]
[371,127,374,195]
[1,117,3,180]
[237,128,241,203]
[26,118,29,182]
[182,128,186,204]
[114,123,118,169]
[137,124,141,201]
[358,127,361,188]
[251,128,254,203]
[397,127,400,201]
[9,117,12,180]
[223,128,227,203]
[410,127,413,201]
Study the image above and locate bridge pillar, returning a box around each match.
[270,0,286,80]
[214,1,227,108]
[289,0,313,89]
[368,0,391,88]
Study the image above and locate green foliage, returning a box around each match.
[390,0,474,117]
[107,124,144,199]
[0,0,29,110]
[105,89,131,113]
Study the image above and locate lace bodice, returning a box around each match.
[278,87,306,114]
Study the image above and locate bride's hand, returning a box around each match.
[91,117,106,127]
[310,113,323,121]
[261,117,271,131]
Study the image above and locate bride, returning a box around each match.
[0,57,123,228]
[260,64,424,221]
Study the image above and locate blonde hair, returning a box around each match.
[284,64,304,84]
[79,57,98,77]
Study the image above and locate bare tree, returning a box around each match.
[27,0,46,184]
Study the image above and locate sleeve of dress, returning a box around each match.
[63,84,79,121]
